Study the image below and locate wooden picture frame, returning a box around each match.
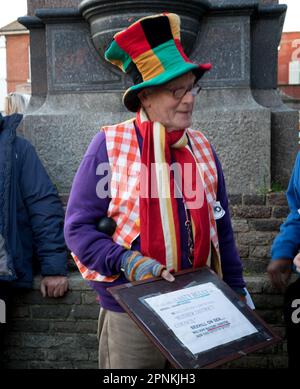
[108,267,281,369]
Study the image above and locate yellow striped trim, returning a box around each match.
[171,132,188,149]
[134,48,165,81]
[206,243,212,268]
[191,215,196,246]
[108,58,124,70]
[167,13,181,39]
[153,122,178,271]
[211,244,222,274]
[141,273,155,280]
[129,256,145,281]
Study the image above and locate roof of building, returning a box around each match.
[0,20,28,36]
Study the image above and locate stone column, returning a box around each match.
[18,16,47,113]
[192,2,272,194]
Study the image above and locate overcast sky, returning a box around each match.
[0,0,27,29]
[279,0,300,32]
[0,0,299,31]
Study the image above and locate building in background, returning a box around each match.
[278,31,300,111]
[0,20,30,113]
[0,35,6,113]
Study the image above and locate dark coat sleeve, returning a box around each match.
[64,132,127,276]
[271,151,300,260]
[16,137,68,276]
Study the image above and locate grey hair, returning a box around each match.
[4,92,30,115]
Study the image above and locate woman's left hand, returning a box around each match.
[293,253,300,273]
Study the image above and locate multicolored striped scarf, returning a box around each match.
[136,108,210,272]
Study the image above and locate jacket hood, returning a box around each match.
[0,113,23,137]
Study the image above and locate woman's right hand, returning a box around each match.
[121,250,175,282]
[293,253,300,274]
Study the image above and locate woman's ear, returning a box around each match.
[138,89,151,108]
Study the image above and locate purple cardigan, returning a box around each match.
[64,126,245,312]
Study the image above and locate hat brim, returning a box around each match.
[123,63,211,112]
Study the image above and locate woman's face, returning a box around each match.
[138,72,197,131]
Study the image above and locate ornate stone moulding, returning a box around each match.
[78,0,211,59]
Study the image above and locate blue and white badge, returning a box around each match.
[213,201,225,220]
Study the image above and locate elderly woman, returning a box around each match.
[64,13,246,369]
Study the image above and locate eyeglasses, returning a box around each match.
[161,83,202,100]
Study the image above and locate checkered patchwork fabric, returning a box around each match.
[71,253,119,282]
[104,13,211,112]
[103,119,141,248]
[105,13,190,85]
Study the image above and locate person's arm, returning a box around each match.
[294,253,300,273]
[17,137,68,297]
[211,148,246,293]
[64,132,127,277]
[271,152,300,260]
[64,131,175,283]
[268,152,300,290]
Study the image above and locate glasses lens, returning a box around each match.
[191,85,202,96]
[169,84,201,99]
[173,88,187,99]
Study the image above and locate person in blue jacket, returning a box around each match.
[0,112,68,359]
[267,151,300,369]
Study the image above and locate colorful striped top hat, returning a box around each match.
[104,13,212,112]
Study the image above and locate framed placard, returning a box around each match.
[108,267,281,369]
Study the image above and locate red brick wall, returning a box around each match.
[278,32,300,84]
[278,32,300,99]
[6,33,30,93]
